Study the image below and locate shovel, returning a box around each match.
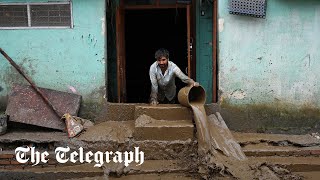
[0,48,83,138]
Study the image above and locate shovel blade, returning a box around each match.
[62,113,84,138]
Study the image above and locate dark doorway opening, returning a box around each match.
[125,8,187,103]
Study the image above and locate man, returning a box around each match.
[149,48,199,105]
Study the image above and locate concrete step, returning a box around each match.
[233,132,320,147]
[242,143,320,157]
[248,156,320,172]
[72,173,198,180]
[134,105,193,120]
[134,114,194,141]
[0,121,197,161]
[0,160,196,179]
[294,171,320,180]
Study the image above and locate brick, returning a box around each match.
[0,154,14,159]
[0,160,11,165]
[10,160,24,165]
[295,150,311,156]
[48,160,58,165]
[4,165,24,170]
[310,150,320,155]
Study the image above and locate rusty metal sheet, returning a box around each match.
[6,84,82,131]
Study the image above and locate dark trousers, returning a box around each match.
[159,97,176,104]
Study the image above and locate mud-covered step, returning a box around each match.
[0,160,195,180]
[134,105,193,120]
[0,121,197,161]
[70,173,199,180]
[134,115,194,141]
[233,132,320,147]
[249,156,320,172]
[99,103,138,122]
[294,171,320,180]
[242,143,320,157]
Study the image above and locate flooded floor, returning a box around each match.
[0,103,320,179]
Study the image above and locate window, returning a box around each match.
[0,1,73,29]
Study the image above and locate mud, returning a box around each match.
[134,114,194,141]
[134,105,193,120]
[192,103,303,179]
[78,121,134,143]
[191,103,254,179]
[233,132,320,147]
[178,86,303,179]
[99,103,137,122]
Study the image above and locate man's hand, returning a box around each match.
[193,82,200,87]
[188,80,200,87]
[150,100,159,106]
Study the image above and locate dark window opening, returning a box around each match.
[0,5,28,27]
[125,8,187,103]
[0,3,72,28]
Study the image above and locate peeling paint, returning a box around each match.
[230,89,246,100]
[68,85,78,94]
[219,18,224,32]
[101,17,105,36]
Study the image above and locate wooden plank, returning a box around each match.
[123,4,187,10]
[116,7,126,103]
[212,0,218,103]
[187,5,191,77]
[191,0,196,80]
[120,9,127,103]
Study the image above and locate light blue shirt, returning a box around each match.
[149,60,193,102]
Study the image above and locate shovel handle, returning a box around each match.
[0,48,61,118]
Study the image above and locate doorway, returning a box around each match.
[117,7,190,103]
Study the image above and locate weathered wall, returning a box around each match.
[196,1,213,104]
[0,0,106,118]
[218,0,320,133]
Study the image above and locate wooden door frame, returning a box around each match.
[116,0,195,103]
[212,0,218,103]
[116,6,126,103]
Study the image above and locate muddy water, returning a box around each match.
[189,102,303,179]
[190,104,210,153]
[190,103,254,179]
[189,101,304,179]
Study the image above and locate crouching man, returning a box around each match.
[149,48,199,105]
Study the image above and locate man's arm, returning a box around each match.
[149,66,158,104]
[173,66,199,86]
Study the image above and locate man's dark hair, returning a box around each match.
[155,48,169,60]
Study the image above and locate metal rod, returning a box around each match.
[0,48,61,118]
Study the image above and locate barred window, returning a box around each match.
[0,5,28,27]
[0,2,73,29]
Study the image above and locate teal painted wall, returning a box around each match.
[196,1,213,103]
[0,0,106,117]
[218,0,320,133]
[219,0,320,107]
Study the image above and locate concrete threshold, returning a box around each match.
[134,105,193,120]
[242,143,320,157]
[233,132,320,147]
[134,114,194,141]
[249,156,320,172]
